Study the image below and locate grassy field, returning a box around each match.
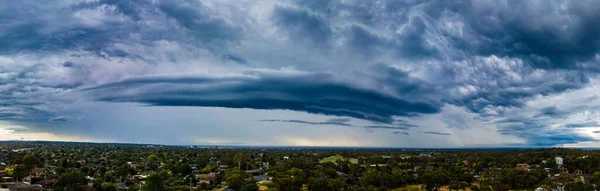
[319,155,358,164]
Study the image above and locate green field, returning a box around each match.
[319,155,358,164]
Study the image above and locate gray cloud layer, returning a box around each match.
[2,0,600,146]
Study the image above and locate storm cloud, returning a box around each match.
[2,0,600,147]
[83,72,440,123]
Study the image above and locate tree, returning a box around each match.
[10,166,31,182]
[592,171,600,185]
[233,152,245,169]
[176,163,192,175]
[308,177,329,191]
[564,182,593,191]
[22,154,41,169]
[144,173,166,191]
[148,154,158,161]
[240,182,260,191]
[54,169,88,191]
[101,182,118,191]
[422,168,450,190]
[226,174,246,191]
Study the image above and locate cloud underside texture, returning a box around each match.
[85,74,439,124]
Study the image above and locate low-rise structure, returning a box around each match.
[516,164,530,171]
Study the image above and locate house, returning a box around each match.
[31,168,45,176]
[7,183,45,191]
[555,168,570,177]
[130,164,141,170]
[196,173,215,185]
[555,157,564,168]
[133,174,147,181]
[11,148,33,153]
[246,169,262,174]
[33,179,56,188]
[115,183,128,190]
[254,175,270,182]
[516,164,530,171]
[413,166,421,171]
[2,177,13,182]
[283,156,289,160]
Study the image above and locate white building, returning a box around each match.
[555,157,563,168]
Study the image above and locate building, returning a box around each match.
[555,157,563,168]
[196,173,216,185]
[30,168,44,176]
[254,175,270,182]
[516,164,530,171]
[7,183,45,191]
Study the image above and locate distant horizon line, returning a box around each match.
[1,140,599,150]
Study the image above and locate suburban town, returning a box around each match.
[0,141,599,191]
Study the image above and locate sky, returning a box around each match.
[1,0,600,147]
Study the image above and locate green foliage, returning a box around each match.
[22,153,41,168]
[592,171,600,185]
[144,173,166,191]
[166,185,190,191]
[564,182,594,191]
[421,168,450,190]
[54,169,88,191]
[101,182,118,191]
[226,174,246,191]
[240,182,260,191]
[5,143,600,191]
[148,154,158,161]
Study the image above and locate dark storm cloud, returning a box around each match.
[564,122,600,128]
[272,5,332,45]
[454,1,600,69]
[260,118,352,127]
[260,118,416,130]
[0,0,241,56]
[423,132,451,136]
[71,0,146,21]
[0,24,115,55]
[522,133,596,146]
[393,131,409,136]
[158,1,242,43]
[278,0,598,121]
[537,107,569,118]
[84,72,441,123]
[363,120,418,130]
[223,54,247,65]
[449,69,589,115]
[48,116,68,122]
[363,126,411,130]
[3,0,600,147]
[497,123,597,146]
